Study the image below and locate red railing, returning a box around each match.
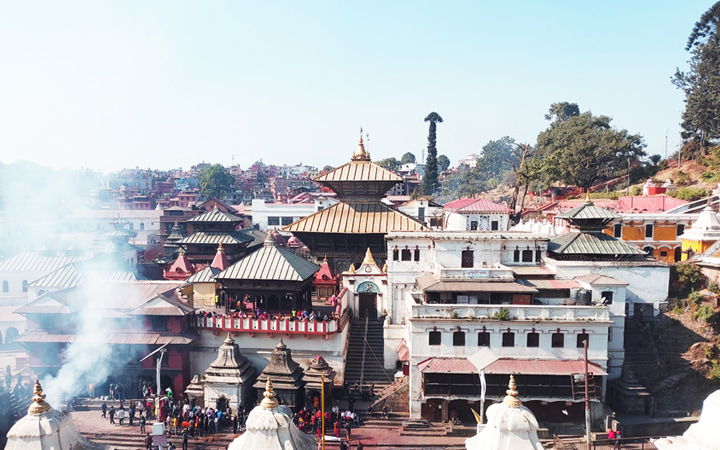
[193,314,340,336]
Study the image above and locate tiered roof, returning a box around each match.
[284,201,426,234]
[217,235,318,282]
[203,334,257,385]
[187,207,243,223]
[303,355,336,391]
[254,340,304,392]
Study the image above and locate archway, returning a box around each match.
[5,328,19,345]
[357,281,380,319]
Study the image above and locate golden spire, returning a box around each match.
[348,263,356,274]
[217,242,225,253]
[28,379,51,414]
[351,129,370,161]
[322,255,328,264]
[585,190,591,203]
[362,247,376,267]
[260,378,279,409]
[502,375,522,408]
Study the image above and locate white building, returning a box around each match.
[249,197,337,232]
[443,198,512,231]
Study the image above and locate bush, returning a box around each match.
[630,186,642,196]
[709,361,720,381]
[692,304,715,322]
[491,308,511,321]
[676,263,707,289]
[675,170,692,186]
[701,171,720,181]
[670,187,710,202]
[708,281,720,294]
[689,290,705,305]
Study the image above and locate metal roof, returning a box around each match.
[283,201,427,234]
[444,198,512,213]
[217,245,319,282]
[556,201,619,220]
[30,263,137,289]
[186,207,243,223]
[420,280,538,293]
[518,279,580,290]
[177,231,253,245]
[574,274,629,286]
[549,232,646,255]
[314,160,402,183]
[185,266,220,283]
[419,357,606,376]
[0,253,83,273]
[130,294,195,316]
[17,331,193,345]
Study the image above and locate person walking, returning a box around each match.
[108,406,116,424]
[129,403,136,426]
[140,414,146,434]
[144,433,153,450]
[345,421,352,440]
[182,429,189,450]
[118,407,126,425]
[101,402,107,419]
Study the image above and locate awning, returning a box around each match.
[518,279,579,290]
[422,281,538,294]
[419,357,606,376]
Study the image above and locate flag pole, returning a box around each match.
[321,372,326,450]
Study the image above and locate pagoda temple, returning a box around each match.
[177,207,253,265]
[312,256,338,300]
[304,355,336,408]
[283,135,427,273]
[199,334,257,411]
[254,340,305,410]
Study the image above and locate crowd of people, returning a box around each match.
[195,308,336,323]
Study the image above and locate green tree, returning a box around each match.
[536,104,646,190]
[437,154,450,172]
[375,157,400,171]
[673,2,720,151]
[199,164,235,199]
[400,152,416,164]
[422,112,443,194]
[544,102,580,122]
[476,136,518,177]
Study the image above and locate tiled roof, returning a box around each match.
[30,263,137,289]
[418,357,606,375]
[549,232,645,255]
[178,231,253,245]
[556,202,619,220]
[444,198,512,213]
[283,202,427,234]
[185,266,220,283]
[0,253,83,273]
[186,207,243,223]
[314,160,402,183]
[217,245,319,282]
[17,331,193,345]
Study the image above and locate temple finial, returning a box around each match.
[352,129,370,161]
[260,378,279,409]
[362,247,376,266]
[28,379,51,414]
[502,375,522,408]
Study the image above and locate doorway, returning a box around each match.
[359,293,377,319]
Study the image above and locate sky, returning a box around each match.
[0,1,714,172]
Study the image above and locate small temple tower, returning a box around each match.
[228,379,316,450]
[163,248,196,280]
[313,256,338,300]
[254,340,305,410]
[680,206,720,260]
[465,375,544,450]
[5,380,98,449]
[200,334,257,412]
[304,355,336,408]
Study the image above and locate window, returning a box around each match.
[645,224,654,238]
[461,250,474,268]
[429,331,441,346]
[478,332,490,346]
[281,216,294,225]
[22,280,28,293]
[660,250,668,257]
[601,291,613,305]
[392,248,399,261]
[551,332,564,348]
[502,332,515,347]
[418,207,425,221]
[577,333,589,348]
[401,249,412,261]
[470,221,478,231]
[491,220,499,231]
[513,249,520,262]
[521,250,533,262]
[2,281,8,293]
[413,248,420,261]
[267,216,280,226]
[526,332,539,347]
[674,247,682,262]
[140,222,145,231]
[535,250,542,262]
[677,224,685,236]
[613,223,622,238]
[453,331,465,346]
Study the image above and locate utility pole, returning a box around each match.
[627,157,631,196]
[584,338,592,447]
[321,372,326,450]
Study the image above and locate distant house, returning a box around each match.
[443,198,512,231]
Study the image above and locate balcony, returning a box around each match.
[193,311,348,337]
[411,303,610,322]
[440,267,514,280]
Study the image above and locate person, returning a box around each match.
[129,403,136,426]
[101,402,107,419]
[357,442,364,450]
[381,404,388,419]
[182,429,189,450]
[140,414,146,434]
[109,406,116,424]
[118,406,126,425]
[345,421,352,440]
[339,440,348,450]
[144,433,153,450]
[614,429,623,449]
[607,428,616,441]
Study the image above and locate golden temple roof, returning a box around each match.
[314,160,402,183]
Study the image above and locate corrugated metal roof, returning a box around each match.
[217,245,319,282]
[0,253,83,273]
[178,231,253,245]
[574,274,629,286]
[283,202,427,234]
[420,279,538,293]
[186,208,243,223]
[445,198,512,213]
[556,202,619,220]
[314,160,402,183]
[549,232,646,255]
[131,294,195,316]
[185,266,220,283]
[419,357,606,375]
[30,263,137,289]
[17,331,193,345]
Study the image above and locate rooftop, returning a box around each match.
[283,201,427,234]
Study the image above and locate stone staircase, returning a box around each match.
[344,318,393,388]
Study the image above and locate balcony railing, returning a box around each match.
[440,267,514,280]
[193,312,347,336]
[411,303,609,322]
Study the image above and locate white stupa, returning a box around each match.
[465,375,544,450]
[5,380,99,449]
[227,378,316,450]
[653,389,720,449]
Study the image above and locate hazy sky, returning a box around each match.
[0,1,713,172]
